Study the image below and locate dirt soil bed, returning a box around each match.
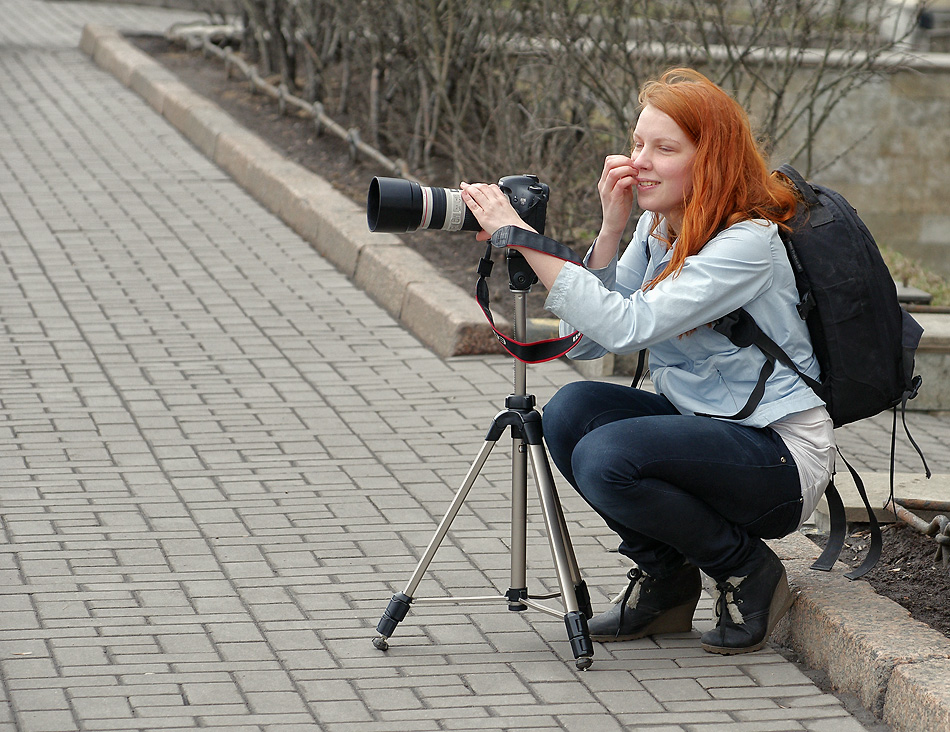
[813,522,950,638]
[132,34,950,642]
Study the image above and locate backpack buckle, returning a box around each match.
[796,292,815,320]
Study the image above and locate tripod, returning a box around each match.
[372,251,595,670]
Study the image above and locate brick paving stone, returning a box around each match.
[13,710,79,732]
[805,718,876,732]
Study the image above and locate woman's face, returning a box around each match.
[630,105,697,231]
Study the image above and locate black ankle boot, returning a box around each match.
[588,563,701,642]
[700,547,797,655]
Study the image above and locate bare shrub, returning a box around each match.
[232,0,923,244]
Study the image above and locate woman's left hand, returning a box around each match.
[460,182,535,241]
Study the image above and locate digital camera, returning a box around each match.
[367,174,549,235]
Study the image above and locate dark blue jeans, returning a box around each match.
[543,381,803,582]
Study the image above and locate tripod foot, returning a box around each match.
[565,610,594,669]
[375,592,412,650]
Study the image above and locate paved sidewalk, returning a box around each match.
[3,1,950,731]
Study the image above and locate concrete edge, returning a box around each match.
[79,24,507,360]
[80,24,950,731]
[769,532,950,731]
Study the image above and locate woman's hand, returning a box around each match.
[460,181,565,289]
[459,182,535,242]
[589,155,638,269]
[598,154,638,239]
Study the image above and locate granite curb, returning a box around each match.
[770,532,950,732]
[80,23,950,731]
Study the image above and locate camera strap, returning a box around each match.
[475,226,585,364]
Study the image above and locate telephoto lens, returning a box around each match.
[367,177,480,233]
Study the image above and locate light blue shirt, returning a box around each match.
[545,212,826,428]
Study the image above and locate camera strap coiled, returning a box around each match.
[475,226,585,364]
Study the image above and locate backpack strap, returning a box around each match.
[777,164,820,207]
[777,164,834,226]
[696,308,820,420]
[810,451,883,579]
[810,478,847,572]
[805,385,930,580]
[631,349,649,389]
[630,238,652,389]
[900,379,931,479]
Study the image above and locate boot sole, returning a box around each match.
[590,598,698,642]
[701,567,798,655]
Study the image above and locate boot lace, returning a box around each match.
[713,579,745,625]
[615,567,646,638]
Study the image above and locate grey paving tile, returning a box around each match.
[4,1,949,730]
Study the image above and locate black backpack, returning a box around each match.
[707,164,930,578]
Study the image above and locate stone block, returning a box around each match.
[160,91,228,159]
[79,24,118,57]
[274,166,345,218]
[781,558,950,716]
[402,279,506,359]
[884,657,950,732]
[768,531,822,562]
[352,239,432,319]
[913,313,950,411]
[568,354,616,380]
[237,155,309,219]
[212,127,277,191]
[128,73,189,115]
[303,208,370,277]
[92,35,153,87]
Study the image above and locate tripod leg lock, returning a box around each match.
[564,610,594,670]
[376,592,412,639]
[506,587,528,611]
[486,409,544,445]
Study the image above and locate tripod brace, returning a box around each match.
[372,250,595,670]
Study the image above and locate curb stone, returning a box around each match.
[770,531,950,731]
[81,23,950,731]
[79,24,507,360]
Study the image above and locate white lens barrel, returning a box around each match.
[442,189,466,232]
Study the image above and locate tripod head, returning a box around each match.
[506,249,538,292]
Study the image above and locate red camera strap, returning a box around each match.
[475,227,585,364]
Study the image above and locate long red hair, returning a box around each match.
[637,68,797,288]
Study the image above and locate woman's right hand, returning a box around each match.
[459,182,531,242]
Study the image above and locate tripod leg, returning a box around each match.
[374,439,497,650]
[526,443,591,615]
[508,437,528,611]
[553,493,593,620]
[526,443,594,670]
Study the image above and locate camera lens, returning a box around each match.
[367,177,480,233]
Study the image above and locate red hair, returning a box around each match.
[637,68,797,288]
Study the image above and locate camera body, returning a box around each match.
[367,174,549,235]
[496,175,549,235]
